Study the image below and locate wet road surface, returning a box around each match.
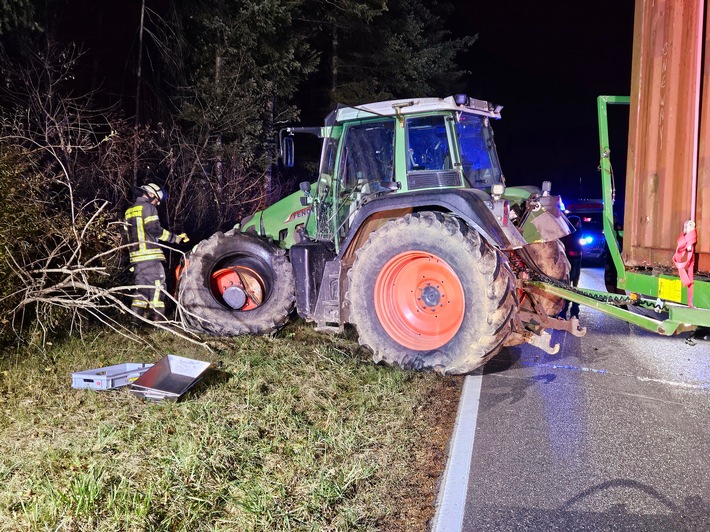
[441,267,710,531]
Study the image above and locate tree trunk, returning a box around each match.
[265,98,275,203]
[214,47,225,224]
[330,24,338,108]
[133,0,146,186]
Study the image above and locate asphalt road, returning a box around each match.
[435,267,710,531]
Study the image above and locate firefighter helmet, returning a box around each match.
[140,183,165,204]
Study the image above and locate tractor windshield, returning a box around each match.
[406,115,452,171]
[455,114,502,188]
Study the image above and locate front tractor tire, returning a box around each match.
[345,212,518,375]
[521,240,570,317]
[178,231,295,336]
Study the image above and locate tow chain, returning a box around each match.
[528,270,667,313]
[508,247,669,315]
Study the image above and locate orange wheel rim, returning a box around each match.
[374,251,465,350]
[211,266,265,310]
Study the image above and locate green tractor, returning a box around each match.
[177,95,582,374]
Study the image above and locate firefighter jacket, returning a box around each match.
[124,196,178,264]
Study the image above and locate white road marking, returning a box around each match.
[519,360,710,390]
[432,370,483,532]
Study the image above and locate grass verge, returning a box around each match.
[0,322,461,531]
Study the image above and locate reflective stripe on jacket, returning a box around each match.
[124,196,177,263]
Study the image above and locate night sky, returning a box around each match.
[450,1,635,205]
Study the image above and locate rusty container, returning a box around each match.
[625,0,710,274]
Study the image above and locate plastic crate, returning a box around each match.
[71,363,154,390]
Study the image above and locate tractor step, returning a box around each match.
[314,260,342,331]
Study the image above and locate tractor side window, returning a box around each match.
[405,116,451,171]
[455,114,502,188]
[320,138,338,176]
[339,120,395,192]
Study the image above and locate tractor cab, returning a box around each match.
[281,95,506,250]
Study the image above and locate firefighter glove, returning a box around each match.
[177,233,190,244]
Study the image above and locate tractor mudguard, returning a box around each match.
[503,186,572,243]
[339,188,528,258]
[517,193,572,243]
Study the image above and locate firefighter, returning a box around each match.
[124,183,189,323]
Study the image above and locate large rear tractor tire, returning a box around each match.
[345,212,518,375]
[178,231,295,335]
[521,240,570,317]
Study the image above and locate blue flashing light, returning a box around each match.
[579,235,594,246]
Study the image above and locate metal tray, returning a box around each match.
[129,354,211,402]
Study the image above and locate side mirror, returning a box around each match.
[299,181,311,206]
[281,136,294,168]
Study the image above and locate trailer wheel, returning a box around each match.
[345,212,518,375]
[178,231,295,335]
[523,240,570,317]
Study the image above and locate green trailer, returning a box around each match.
[527,95,710,337]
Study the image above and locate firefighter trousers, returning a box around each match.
[130,261,167,320]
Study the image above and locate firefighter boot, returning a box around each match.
[148,309,167,323]
[130,307,146,329]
